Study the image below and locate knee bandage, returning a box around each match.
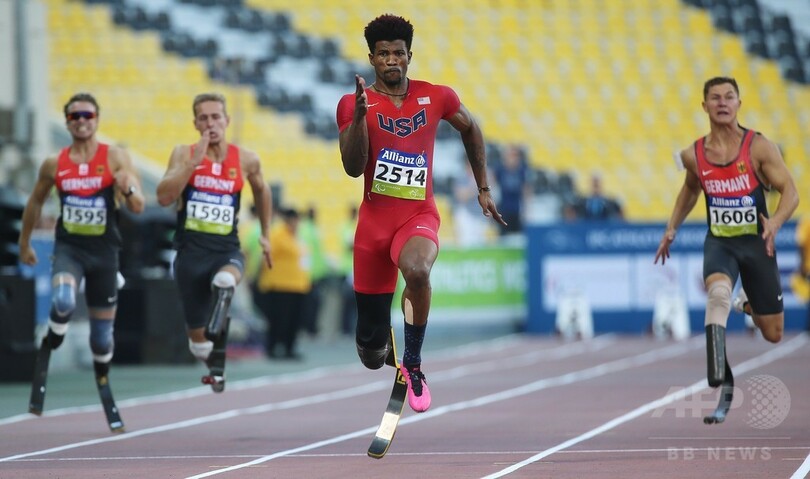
[212,271,237,290]
[705,282,732,327]
[89,318,114,363]
[189,339,214,361]
[52,282,76,319]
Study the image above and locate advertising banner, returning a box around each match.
[526,222,803,334]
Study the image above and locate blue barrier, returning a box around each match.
[525,222,804,334]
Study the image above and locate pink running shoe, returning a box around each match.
[400,364,431,412]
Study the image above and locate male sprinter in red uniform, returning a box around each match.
[655,77,798,422]
[157,93,272,391]
[337,14,506,412]
[19,93,144,426]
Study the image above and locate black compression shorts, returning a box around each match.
[52,242,119,309]
[703,233,783,315]
[173,247,244,329]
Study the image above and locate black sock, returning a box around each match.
[402,322,426,367]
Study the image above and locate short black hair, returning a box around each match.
[703,77,739,99]
[280,207,299,220]
[63,92,99,116]
[364,14,414,53]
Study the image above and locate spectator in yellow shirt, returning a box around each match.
[256,208,311,359]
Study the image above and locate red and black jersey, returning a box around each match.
[174,144,243,251]
[54,143,121,249]
[694,129,768,237]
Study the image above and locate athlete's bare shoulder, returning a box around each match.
[33,155,59,187]
[236,145,261,173]
[678,143,698,173]
[106,144,131,168]
[749,130,779,158]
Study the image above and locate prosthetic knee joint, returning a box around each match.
[206,272,236,341]
[47,282,77,349]
[90,318,115,365]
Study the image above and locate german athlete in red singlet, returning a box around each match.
[655,77,799,424]
[18,92,145,429]
[337,14,506,414]
[157,93,273,392]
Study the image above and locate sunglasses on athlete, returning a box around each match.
[66,111,97,121]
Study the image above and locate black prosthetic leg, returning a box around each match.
[704,324,734,424]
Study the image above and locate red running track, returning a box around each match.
[1,333,808,479]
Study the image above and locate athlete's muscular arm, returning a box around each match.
[109,146,145,214]
[157,132,210,206]
[751,134,799,257]
[18,157,57,266]
[242,149,273,269]
[446,104,507,226]
[339,75,370,178]
[655,148,702,265]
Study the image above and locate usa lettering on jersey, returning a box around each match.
[376,109,427,137]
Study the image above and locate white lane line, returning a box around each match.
[481,334,808,478]
[790,452,810,479]
[181,339,701,478]
[0,334,538,427]
[0,336,612,463]
[12,446,810,463]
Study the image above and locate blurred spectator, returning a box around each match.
[255,208,310,359]
[576,172,624,220]
[493,144,531,234]
[452,160,491,246]
[299,205,330,336]
[240,204,265,320]
[338,205,358,335]
[561,200,579,223]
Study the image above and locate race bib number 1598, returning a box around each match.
[185,200,234,235]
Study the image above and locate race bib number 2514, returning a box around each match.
[372,148,428,200]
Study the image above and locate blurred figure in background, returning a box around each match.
[18,92,144,420]
[338,205,358,336]
[336,13,506,413]
[256,208,310,359]
[452,160,491,247]
[299,205,330,337]
[156,92,272,391]
[576,172,623,221]
[240,203,264,315]
[492,144,531,235]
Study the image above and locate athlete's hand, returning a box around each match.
[114,170,135,194]
[353,74,368,120]
[191,130,211,166]
[760,213,778,257]
[259,235,272,269]
[654,229,676,265]
[478,191,507,226]
[19,242,37,266]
